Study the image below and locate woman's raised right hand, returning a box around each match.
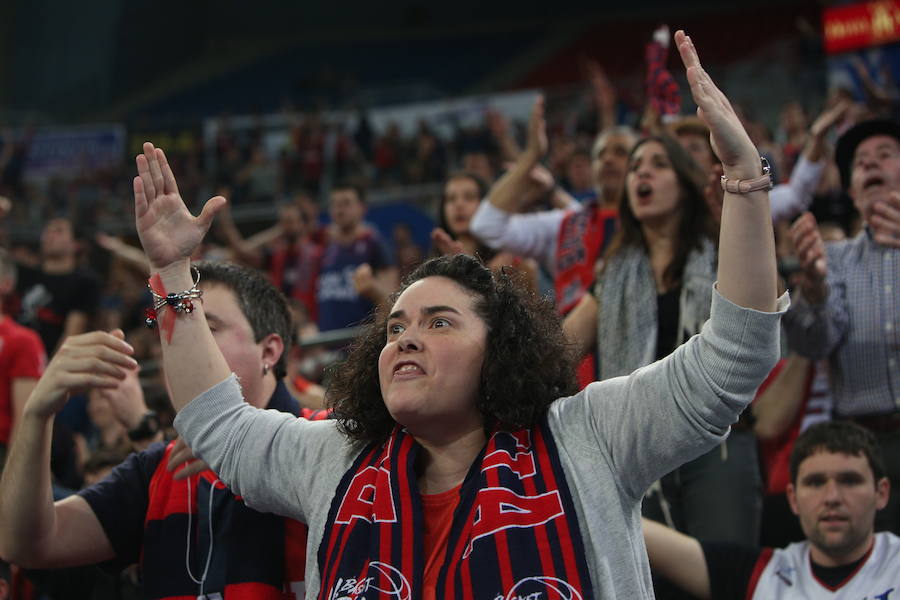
[133,142,226,272]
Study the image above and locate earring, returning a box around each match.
[262,363,270,376]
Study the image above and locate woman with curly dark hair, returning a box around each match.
[327,254,576,445]
[129,32,785,599]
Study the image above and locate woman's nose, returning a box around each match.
[398,332,421,352]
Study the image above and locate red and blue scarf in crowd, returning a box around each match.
[554,204,618,316]
[645,38,681,119]
[318,421,594,600]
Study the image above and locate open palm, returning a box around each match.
[133,142,225,270]
[674,31,758,176]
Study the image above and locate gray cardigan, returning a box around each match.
[175,287,788,599]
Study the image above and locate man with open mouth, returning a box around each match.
[784,117,900,534]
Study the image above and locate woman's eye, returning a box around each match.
[432,317,450,328]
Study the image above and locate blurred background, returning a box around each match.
[0,0,895,386]
[0,0,850,241]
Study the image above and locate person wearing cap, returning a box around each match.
[783,117,900,533]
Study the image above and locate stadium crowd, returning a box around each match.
[0,21,898,600]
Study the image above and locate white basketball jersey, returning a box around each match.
[750,532,900,599]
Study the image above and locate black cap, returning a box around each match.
[835,118,900,190]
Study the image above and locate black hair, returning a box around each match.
[790,421,886,486]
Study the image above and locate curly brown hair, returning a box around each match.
[326,254,578,443]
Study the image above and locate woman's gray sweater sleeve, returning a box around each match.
[174,375,349,521]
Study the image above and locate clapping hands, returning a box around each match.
[789,212,829,304]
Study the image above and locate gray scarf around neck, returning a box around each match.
[596,237,716,380]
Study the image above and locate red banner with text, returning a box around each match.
[824,1,900,54]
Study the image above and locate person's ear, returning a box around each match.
[786,482,800,516]
[876,477,890,511]
[260,333,285,376]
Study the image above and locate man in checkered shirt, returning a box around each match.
[784,118,900,533]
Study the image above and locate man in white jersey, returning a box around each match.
[643,421,899,599]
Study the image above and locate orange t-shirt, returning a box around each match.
[421,484,462,600]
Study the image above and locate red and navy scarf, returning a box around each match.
[554,205,618,315]
[318,420,594,600]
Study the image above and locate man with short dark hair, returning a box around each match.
[0,261,320,599]
[13,217,99,354]
[317,183,397,331]
[643,421,899,599]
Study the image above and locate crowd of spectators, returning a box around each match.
[1,20,900,600]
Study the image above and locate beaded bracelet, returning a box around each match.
[144,267,203,337]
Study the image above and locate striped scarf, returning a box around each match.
[318,422,594,600]
[645,39,681,118]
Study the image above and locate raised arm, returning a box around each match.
[470,98,570,267]
[586,60,618,133]
[0,331,135,567]
[483,95,548,214]
[215,202,268,268]
[95,233,150,275]
[675,31,777,311]
[132,142,230,410]
[486,108,521,163]
[769,101,850,223]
